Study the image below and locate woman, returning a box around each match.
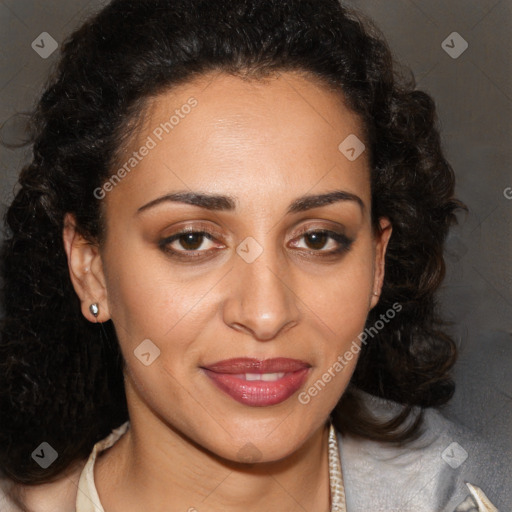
[0,0,503,510]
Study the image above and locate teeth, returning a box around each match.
[244,372,285,381]
[261,372,285,381]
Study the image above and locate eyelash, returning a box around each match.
[159,227,354,261]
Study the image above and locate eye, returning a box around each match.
[159,229,224,259]
[159,226,354,261]
[290,229,353,255]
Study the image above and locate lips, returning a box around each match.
[201,357,311,407]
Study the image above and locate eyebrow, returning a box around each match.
[137,190,364,215]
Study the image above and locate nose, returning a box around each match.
[222,242,300,341]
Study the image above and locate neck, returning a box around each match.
[95,381,332,512]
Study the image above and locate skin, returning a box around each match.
[62,71,392,512]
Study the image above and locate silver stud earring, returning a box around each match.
[89,303,99,318]
[373,292,379,296]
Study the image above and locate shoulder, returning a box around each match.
[336,392,506,511]
[0,422,130,512]
[0,461,85,512]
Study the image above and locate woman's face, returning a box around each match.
[66,71,391,462]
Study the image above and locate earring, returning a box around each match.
[89,303,99,318]
[373,292,379,296]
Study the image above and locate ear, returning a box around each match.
[370,217,392,310]
[62,213,110,323]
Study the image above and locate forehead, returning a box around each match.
[141,71,366,155]
[104,71,371,218]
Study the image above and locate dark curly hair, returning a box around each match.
[0,0,464,486]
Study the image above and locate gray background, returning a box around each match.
[0,0,511,507]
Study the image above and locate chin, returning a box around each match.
[190,414,318,464]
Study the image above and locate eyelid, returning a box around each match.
[161,222,224,240]
[291,222,351,242]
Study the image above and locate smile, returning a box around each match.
[201,357,311,407]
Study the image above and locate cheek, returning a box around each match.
[104,243,195,334]
[305,247,375,385]
[317,255,374,329]
[299,264,373,411]
[104,256,207,413]
[103,245,223,382]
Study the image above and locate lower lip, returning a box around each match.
[202,368,310,407]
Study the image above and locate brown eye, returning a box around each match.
[291,229,354,255]
[304,231,329,250]
[159,229,223,259]
[177,232,207,251]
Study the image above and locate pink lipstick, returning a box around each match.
[201,357,311,407]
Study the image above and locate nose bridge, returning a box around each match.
[224,233,299,340]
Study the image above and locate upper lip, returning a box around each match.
[202,357,311,374]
